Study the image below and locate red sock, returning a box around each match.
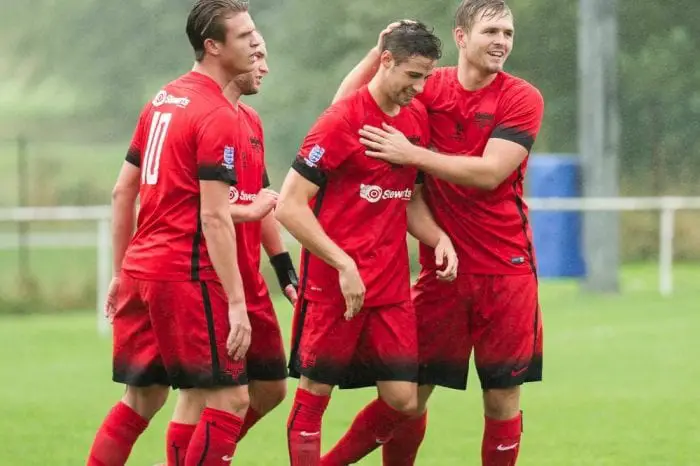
[321,398,411,466]
[184,408,243,466]
[382,411,427,465]
[481,412,523,466]
[287,388,330,466]
[87,401,148,466]
[166,422,196,466]
[238,407,262,441]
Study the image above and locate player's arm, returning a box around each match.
[200,181,244,305]
[361,87,545,190]
[229,188,277,223]
[261,209,299,304]
[332,21,407,103]
[111,161,140,275]
[412,140,527,190]
[406,183,457,281]
[197,108,250,360]
[275,172,363,318]
[275,171,353,275]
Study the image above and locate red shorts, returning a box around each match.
[112,272,247,389]
[413,270,543,390]
[289,299,418,388]
[246,293,288,381]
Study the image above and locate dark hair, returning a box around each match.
[454,0,511,31]
[381,21,442,64]
[186,0,249,62]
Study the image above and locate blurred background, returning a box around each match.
[0,1,699,465]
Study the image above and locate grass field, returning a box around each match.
[1,264,699,465]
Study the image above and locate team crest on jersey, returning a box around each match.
[223,146,235,169]
[304,144,325,167]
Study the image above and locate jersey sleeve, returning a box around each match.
[491,83,544,152]
[196,106,238,185]
[125,110,147,167]
[291,107,354,186]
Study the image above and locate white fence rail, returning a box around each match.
[2,197,700,333]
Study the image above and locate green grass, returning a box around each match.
[1,263,699,465]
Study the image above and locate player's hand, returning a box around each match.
[338,259,365,320]
[284,284,299,306]
[250,189,278,221]
[375,20,416,52]
[104,276,120,324]
[226,301,251,361]
[360,123,417,166]
[435,233,458,282]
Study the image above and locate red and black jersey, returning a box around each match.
[122,71,239,281]
[293,87,430,307]
[229,102,271,308]
[417,68,544,275]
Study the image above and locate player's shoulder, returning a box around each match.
[499,72,543,104]
[238,102,262,124]
[312,94,355,131]
[425,66,458,91]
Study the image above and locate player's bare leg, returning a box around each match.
[165,381,283,465]
[481,386,523,465]
[381,383,434,465]
[87,385,169,466]
[287,376,333,466]
[321,381,418,466]
[183,386,250,466]
[240,379,287,439]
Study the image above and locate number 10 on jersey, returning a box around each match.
[142,111,172,185]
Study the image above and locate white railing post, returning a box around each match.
[658,204,675,297]
[97,217,111,335]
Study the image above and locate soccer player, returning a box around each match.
[333,1,545,464]
[86,1,261,465]
[275,22,457,466]
[164,37,298,465]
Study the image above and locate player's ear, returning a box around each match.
[453,27,467,49]
[203,37,222,57]
[379,50,395,70]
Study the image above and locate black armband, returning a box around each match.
[270,252,299,292]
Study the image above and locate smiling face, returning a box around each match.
[379,53,436,107]
[456,11,513,75]
[453,1,514,76]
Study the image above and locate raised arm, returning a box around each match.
[360,86,545,190]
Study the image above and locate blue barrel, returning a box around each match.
[527,154,586,278]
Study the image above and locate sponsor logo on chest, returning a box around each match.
[359,184,412,203]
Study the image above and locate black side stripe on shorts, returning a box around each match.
[199,282,220,381]
[288,185,327,375]
[191,202,203,280]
